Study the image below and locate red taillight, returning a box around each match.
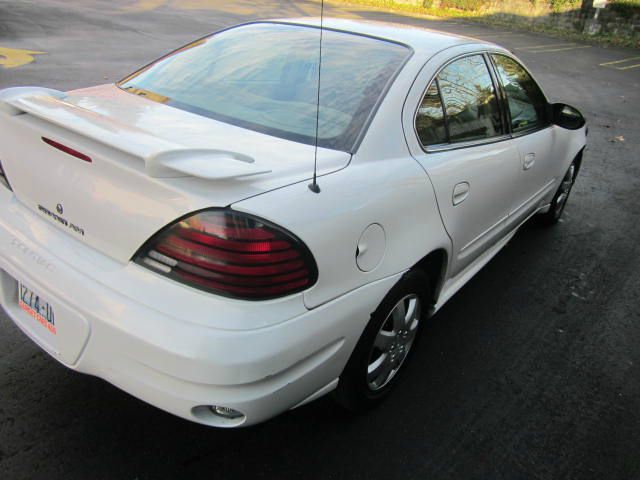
[42,137,92,163]
[134,210,318,300]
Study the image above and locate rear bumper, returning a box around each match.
[0,195,400,426]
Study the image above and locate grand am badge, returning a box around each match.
[38,204,85,236]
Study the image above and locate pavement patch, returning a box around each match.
[0,47,45,69]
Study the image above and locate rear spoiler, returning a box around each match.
[0,87,271,180]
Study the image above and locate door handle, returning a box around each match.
[452,182,470,205]
[523,153,536,170]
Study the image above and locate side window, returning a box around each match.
[491,54,548,133]
[416,82,447,145]
[438,55,503,143]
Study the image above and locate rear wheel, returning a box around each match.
[539,160,578,225]
[334,270,429,411]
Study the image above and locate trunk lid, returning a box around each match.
[0,85,350,263]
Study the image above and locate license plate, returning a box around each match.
[18,282,56,335]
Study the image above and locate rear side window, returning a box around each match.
[415,54,503,147]
[416,82,447,145]
[491,54,548,133]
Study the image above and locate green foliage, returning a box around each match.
[439,0,489,11]
[608,0,640,16]
[548,0,580,12]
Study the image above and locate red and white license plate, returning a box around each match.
[18,282,56,335]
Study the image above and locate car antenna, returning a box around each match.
[308,0,324,194]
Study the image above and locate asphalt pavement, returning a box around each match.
[1,1,639,479]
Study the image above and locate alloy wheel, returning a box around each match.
[367,294,421,391]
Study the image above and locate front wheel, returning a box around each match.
[333,270,429,411]
[539,160,578,225]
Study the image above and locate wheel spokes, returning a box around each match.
[374,330,394,351]
[404,298,417,326]
[404,321,418,344]
[392,300,407,332]
[367,353,393,387]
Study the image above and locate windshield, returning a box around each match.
[118,22,410,152]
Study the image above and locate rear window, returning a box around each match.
[118,22,410,152]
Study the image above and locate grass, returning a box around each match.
[327,0,481,18]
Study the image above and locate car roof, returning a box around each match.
[269,17,491,56]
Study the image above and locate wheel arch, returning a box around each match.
[411,248,448,309]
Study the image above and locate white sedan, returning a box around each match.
[0,18,586,427]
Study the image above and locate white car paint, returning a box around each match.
[0,84,351,264]
[0,18,586,427]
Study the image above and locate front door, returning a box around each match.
[411,53,520,276]
[489,53,557,227]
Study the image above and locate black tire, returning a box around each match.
[538,159,578,225]
[333,270,430,411]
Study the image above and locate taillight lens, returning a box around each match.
[0,160,12,191]
[134,209,317,300]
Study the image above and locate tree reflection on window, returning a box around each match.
[491,54,547,133]
[438,55,503,143]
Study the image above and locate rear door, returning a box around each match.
[410,53,520,277]
[489,53,557,227]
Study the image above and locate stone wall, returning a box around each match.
[484,0,640,39]
[380,0,640,42]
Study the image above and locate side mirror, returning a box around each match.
[551,103,585,130]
